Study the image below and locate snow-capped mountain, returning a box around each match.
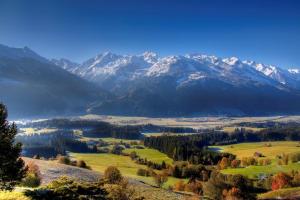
[51,58,80,72]
[288,68,300,74]
[1,43,300,117]
[52,51,300,116]
[53,51,300,91]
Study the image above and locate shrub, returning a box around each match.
[24,176,108,200]
[110,145,124,155]
[219,157,229,170]
[105,179,143,200]
[230,159,240,168]
[57,155,71,165]
[104,166,123,184]
[271,172,292,190]
[136,168,150,177]
[27,162,41,177]
[153,173,168,188]
[184,180,202,195]
[21,173,41,188]
[130,151,138,160]
[21,161,41,187]
[174,180,185,191]
[289,153,300,163]
[76,160,90,169]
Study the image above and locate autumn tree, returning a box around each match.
[174,180,185,191]
[231,159,240,168]
[219,157,229,170]
[153,173,168,188]
[22,161,41,187]
[104,166,123,184]
[271,172,291,190]
[0,103,27,190]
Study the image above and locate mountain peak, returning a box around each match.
[288,68,300,74]
[222,57,240,65]
[0,43,47,63]
[141,51,158,64]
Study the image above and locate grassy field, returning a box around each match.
[222,162,300,179]
[143,132,197,137]
[123,147,173,164]
[79,114,300,129]
[222,126,264,133]
[70,153,183,188]
[258,187,300,199]
[212,141,300,178]
[212,141,300,159]
[100,137,140,143]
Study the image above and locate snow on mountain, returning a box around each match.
[51,58,80,72]
[222,57,240,66]
[288,68,300,74]
[52,51,300,90]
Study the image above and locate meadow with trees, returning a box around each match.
[2,102,300,199]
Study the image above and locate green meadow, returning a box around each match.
[212,141,300,178]
[70,152,183,188]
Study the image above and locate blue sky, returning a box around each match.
[0,0,299,68]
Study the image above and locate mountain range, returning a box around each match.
[1,44,300,118]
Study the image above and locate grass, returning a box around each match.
[123,147,173,165]
[212,141,300,178]
[258,187,300,199]
[80,114,300,129]
[222,126,264,133]
[70,152,184,188]
[212,141,300,160]
[0,191,30,200]
[143,133,197,137]
[100,137,140,144]
[222,162,300,179]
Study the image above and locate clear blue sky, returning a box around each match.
[0,0,299,68]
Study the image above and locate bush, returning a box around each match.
[184,180,202,194]
[136,168,150,177]
[153,173,168,188]
[76,160,90,169]
[110,145,124,155]
[24,176,108,200]
[174,180,185,191]
[130,151,138,160]
[57,155,71,165]
[271,172,292,190]
[104,166,123,184]
[21,161,41,187]
[105,179,143,200]
[21,173,41,188]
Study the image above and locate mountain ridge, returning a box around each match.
[1,44,300,117]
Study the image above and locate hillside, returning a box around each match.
[0,44,109,119]
[22,158,188,200]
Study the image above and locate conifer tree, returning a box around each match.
[0,103,27,190]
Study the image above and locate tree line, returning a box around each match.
[144,126,300,164]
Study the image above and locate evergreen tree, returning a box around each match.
[0,103,27,190]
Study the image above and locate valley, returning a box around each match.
[1,1,300,199]
[3,114,299,199]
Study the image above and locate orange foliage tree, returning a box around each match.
[271,172,291,190]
